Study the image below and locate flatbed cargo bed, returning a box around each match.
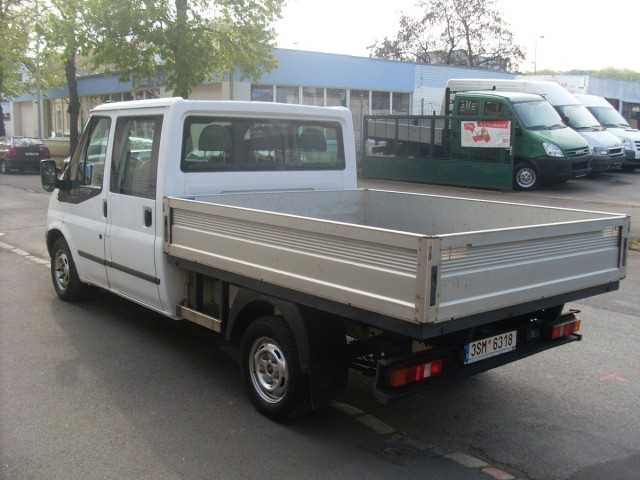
[164,189,629,338]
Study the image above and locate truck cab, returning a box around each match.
[451,91,591,190]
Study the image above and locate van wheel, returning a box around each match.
[241,316,310,421]
[514,163,538,191]
[50,237,89,301]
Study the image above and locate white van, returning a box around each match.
[446,79,625,173]
[576,94,640,170]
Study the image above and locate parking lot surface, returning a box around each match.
[1,172,639,480]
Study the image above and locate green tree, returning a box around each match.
[0,0,30,137]
[40,0,92,153]
[90,0,284,98]
[370,0,524,71]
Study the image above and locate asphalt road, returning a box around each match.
[1,172,639,480]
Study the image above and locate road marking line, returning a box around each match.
[445,452,489,468]
[330,401,365,417]
[0,239,50,267]
[355,414,396,435]
[481,466,516,480]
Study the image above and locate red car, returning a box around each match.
[0,137,51,174]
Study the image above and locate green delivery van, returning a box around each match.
[362,90,592,191]
[452,91,592,190]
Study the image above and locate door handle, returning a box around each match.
[103,199,108,218]
[144,207,152,227]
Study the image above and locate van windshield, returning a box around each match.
[556,105,602,131]
[513,101,565,130]
[587,106,630,128]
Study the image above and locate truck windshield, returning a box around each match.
[556,105,602,131]
[587,106,630,128]
[512,101,565,130]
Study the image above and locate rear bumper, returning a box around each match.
[374,328,582,403]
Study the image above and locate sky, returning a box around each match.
[275,0,640,72]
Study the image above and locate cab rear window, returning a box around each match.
[181,116,345,172]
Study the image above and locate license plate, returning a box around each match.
[25,152,39,156]
[464,330,517,365]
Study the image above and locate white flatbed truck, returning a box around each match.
[41,98,630,420]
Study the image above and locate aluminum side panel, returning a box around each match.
[436,219,629,321]
[166,203,422,322]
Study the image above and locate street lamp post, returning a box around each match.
[533,35,545,74]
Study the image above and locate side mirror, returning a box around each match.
[40,159,60,192]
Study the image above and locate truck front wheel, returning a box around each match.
[514,163,539,191]
[241,316,310,421]
[50,237,89,301]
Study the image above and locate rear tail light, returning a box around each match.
[7,147,17,158]
[39,146,50,158]
[547,318,581,340]
[388,359,443,388]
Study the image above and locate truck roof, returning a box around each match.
[458,90,544,103]
[574,94,612,108]
[447,78,579,106]
[91,97,351,120]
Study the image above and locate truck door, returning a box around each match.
[57,116,112,288]
[106,115,163,309]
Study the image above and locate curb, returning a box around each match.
[330,400,522,479]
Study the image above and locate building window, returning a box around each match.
[372,91,390,115]
[276,86,299,104]
[326,88,346,107]
[251,84,274,102]
[392,92,411,114]
[302,87,324,106]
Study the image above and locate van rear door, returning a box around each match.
[106,115,164,309]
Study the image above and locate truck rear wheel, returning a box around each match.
[514,163,539,191]
[50,237,89,301]
[241,316,310,421]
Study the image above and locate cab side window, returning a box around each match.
[111,116,163,199]
[60,116,111,203]
[484,101,504,116]
[457,100,480,115]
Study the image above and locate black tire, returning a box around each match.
[241,316,310,421]
[622,165,637,172]
[50,237,89,301]
[0,160,9,174]
[513,163,539,191]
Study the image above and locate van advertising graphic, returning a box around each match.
[461,120,511,148]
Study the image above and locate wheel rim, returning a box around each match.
[516,167,537,189]
[249,336,289,404]
[54,251,71,292]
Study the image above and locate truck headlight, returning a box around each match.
[594,146,608,155]
[543,142,564,157]
[623,138,634,148]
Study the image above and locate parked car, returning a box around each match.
[0,136,51,174]
[40,98,630,421]
[576,94,640,171]
[446,79,626,173]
